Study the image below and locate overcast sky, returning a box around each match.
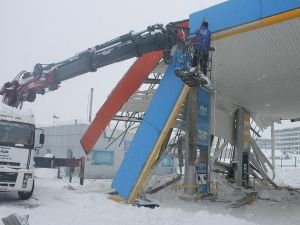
[0,0,226,125]
[1,0,299,137]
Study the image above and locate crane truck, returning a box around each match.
[0,21,209,199]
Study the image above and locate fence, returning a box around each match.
[34,156,85,185]
[278,156,297,168]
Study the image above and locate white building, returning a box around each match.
[257,126,300,154]
[256,138,271,150]
[36,122,177,179]
[274,127,300,153]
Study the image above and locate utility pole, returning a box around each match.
[271,123,275,174]
[89,88,94,123]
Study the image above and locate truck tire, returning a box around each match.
[18,181,34,200]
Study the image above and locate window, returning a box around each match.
[161,156,174,167]
[91,150,114,165]
[0,120,34,149]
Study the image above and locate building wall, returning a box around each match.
[256,138,271,150]
[36,123,177,179]
[257,126,300,153]
[275,127,300,153]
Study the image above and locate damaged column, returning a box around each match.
[233,108,250,187]
[196,88,211,195]
[183,87,211,196]
[183,87,197,195]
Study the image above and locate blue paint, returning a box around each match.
[143,51,186,130]
[196,88,210,194]
[196,88,210,149]
[196,162,207,174]
[112,122,160,199]
[199,184,208,194]
[261,0,300,17]
[189,0,300,34]
[112,51,185,200]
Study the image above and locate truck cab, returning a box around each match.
[0,103,43,200]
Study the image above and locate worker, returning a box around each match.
[192,21,211,75]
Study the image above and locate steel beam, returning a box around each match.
[80,51,163,153]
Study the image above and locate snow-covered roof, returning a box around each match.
[37,119,90,128]
[0,103,35,125]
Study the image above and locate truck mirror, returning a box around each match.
[39,133,45,145]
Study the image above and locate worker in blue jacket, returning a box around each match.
[192,21,211,75]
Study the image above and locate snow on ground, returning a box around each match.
[0,169,256,225]
[1,168,300,225]
[275,166,300,188]
[261,149,300,187]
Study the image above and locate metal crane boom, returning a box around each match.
[0,23,187,108]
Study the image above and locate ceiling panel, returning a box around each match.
[211,17,300,127]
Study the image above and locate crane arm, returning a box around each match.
[0,23,188,108]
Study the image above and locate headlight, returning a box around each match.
[22,173,32,188]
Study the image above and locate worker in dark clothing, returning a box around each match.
[192,21,211,75]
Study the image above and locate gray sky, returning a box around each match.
[0,0,225,125]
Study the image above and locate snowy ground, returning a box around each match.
[1,168,300,225]
[275,167,300,187]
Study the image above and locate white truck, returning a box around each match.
[0,103,44,200]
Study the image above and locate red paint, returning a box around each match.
[80,51,163,154]
[177,20,189,43]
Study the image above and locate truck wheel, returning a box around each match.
[18,181,34,200]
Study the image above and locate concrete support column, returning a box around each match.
[233,108,250,187]
[183,87,197,195]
